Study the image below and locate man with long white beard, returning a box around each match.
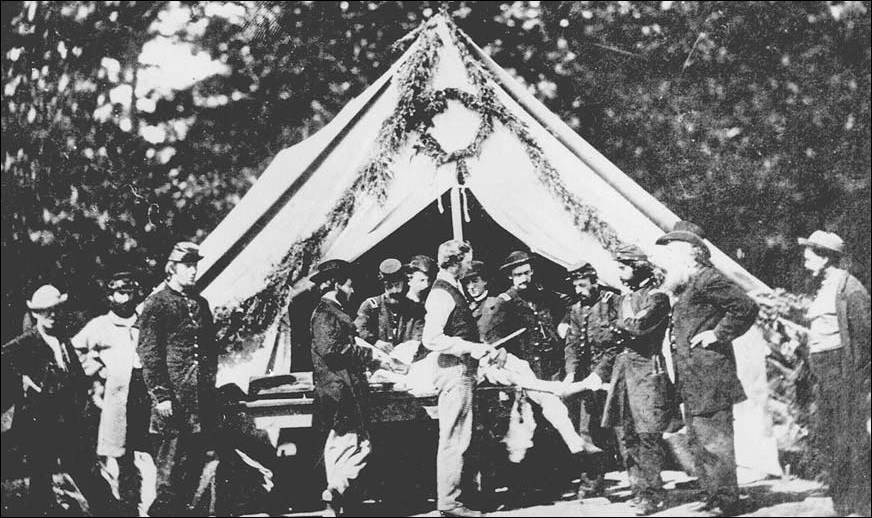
[655,221,758,516]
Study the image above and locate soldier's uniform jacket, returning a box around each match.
[136,285,218,435]
[479,286,568,380]
[602,285,677,433]
[670,266,758,416]
[354,294,424,347]
[564,289,622,382]
[2,328,88,434]
[311,296,374,435]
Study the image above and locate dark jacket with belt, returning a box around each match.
[136,285,218,435]
[479,286,568,380]
[354,294,424,347]
[602,286,676,433]
[310,296,374,435]
[2,328,88,435]
[671,266,758,416]
[564,290,622,382]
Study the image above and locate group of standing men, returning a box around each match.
[3,221,868,517]
[3,242,218,516]
[307,221,788,518]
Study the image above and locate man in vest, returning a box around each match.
[422,240,500,517]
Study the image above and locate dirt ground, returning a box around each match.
[260,471,838,517]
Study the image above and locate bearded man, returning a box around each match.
[656,221,758,516]
[355,258,424,355]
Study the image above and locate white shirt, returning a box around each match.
[37,326,70,371]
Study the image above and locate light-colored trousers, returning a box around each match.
[434,365,475,511]
[483,354,588,460]
[323,429,371,498]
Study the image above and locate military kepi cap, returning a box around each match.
[378,258,405,281]
[167,242,204,263]
[614,244,648,264]
[565,260,597,280]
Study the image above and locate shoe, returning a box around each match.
[576,473,606,500]
[439,505,483,517]
[632,497,665,515]
[322,489,342,517]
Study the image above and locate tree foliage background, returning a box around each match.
[2,1,870,343]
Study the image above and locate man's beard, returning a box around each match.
[661,261,695,295]
[110,301,137,318]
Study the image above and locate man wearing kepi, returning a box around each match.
[310,259,395,517]
[73,271,154,516]
[656,221,758,515]
[600,245,675,515]
[137,242,218,516]
[422,240,499,518]
[355,258,424,356]
[797,230,870,516]
[563,260,621,498]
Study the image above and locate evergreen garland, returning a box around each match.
[213,17,626,350]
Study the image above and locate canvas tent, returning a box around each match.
[197,14,782,480]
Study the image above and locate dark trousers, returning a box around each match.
[809,349,872,515]
[615,427,665,500]
[117,369,151,514]
[26,419,118,515]
[574,390,617,484]
[148,432,207,517]
[686,407,738,507]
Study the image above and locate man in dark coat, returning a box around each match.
[563,261,622,498]
[136,242,218,517]
[479,251,568,382]
[797,230,871,516]
[2,284,117,515]
[600,245,675,514]
[656,221,758,515]
[310,259,392,516]
[354,258,424,357]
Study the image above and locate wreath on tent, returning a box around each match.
[213,17,623,351]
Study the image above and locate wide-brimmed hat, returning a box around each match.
[167,242,204,263]
[655,221,710,258]
[614,244,648,264]
[107,271,141,293]
[565,260,597,280]
[27,284,68,311]
[500,250,533,273]
[460,260,487,283]
[798,230,844,255]
[310,259,352,284]
[378,258,405,281]
[406,255,436,277]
